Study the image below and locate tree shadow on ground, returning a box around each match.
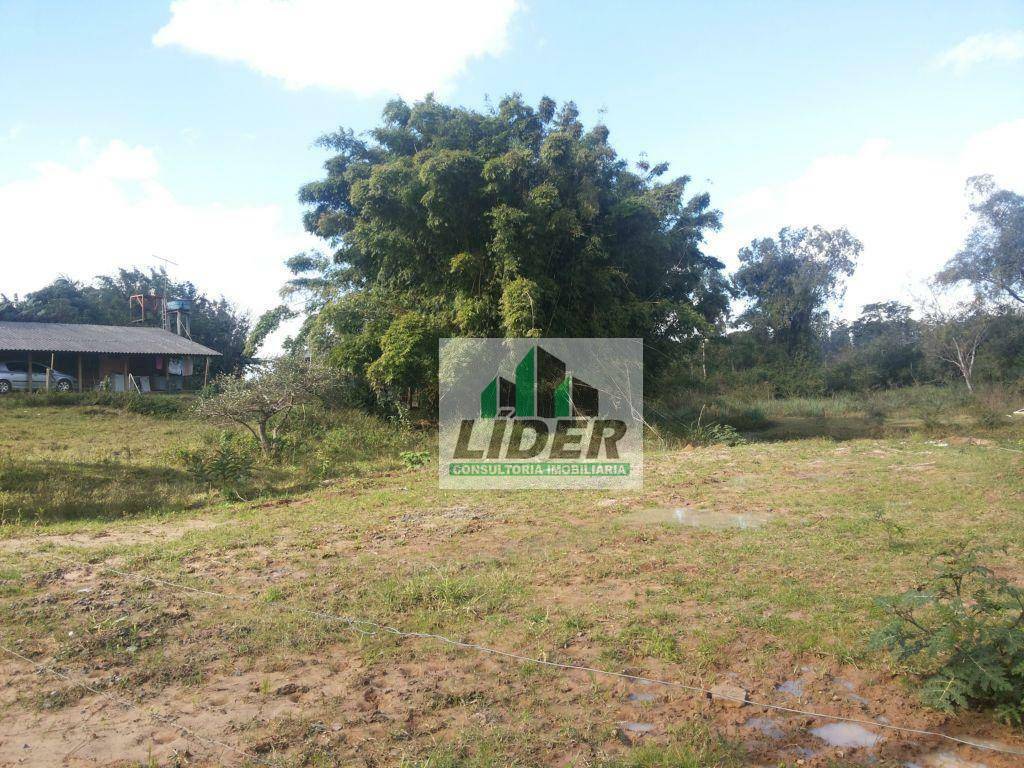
[0,458,203,524]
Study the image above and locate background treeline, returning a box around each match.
[254,94,1022,412]
[699,300,1024,398]
[0,268,249,374]
[3,95,1020,407]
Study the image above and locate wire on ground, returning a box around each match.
[14,551,1024,759]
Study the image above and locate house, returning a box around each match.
[0,321,220,393]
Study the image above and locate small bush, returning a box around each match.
[313,410,427,471]
[175,432,255,496]
[870,510,907,551]
[863,395,891,426]
[0,391,188,417]
[970,401,1009,429]
[682,408,747,446]
[912,400,946,432]
[872,544,1024,724]
[400,450,431,468]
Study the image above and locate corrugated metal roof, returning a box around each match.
[0,322,221,355]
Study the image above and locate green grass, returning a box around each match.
[0,398,429,527]
[1,386,1023,765]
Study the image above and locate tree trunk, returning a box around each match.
[257,421,270,455]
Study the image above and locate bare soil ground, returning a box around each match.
[2,405,1024,767]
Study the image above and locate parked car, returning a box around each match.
[0,361,77,393]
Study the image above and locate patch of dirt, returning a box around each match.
[3,591,1024,767]
[4,480,1024,767]
[0,518,221,554]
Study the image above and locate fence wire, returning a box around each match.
[2,551,1017,759]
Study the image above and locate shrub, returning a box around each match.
[863,394,891,426]
[313,410,427,471]
[193,358,340,457]
[175,433,255,497]
[400,450,431,468]
[870,510,907,551]
[0,391,188,417]
[682,407,747,446]
[970,401,1009,429]
[872,545,1024,724]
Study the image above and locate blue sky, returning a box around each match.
[2,1,1022,339]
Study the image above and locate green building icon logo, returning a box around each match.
[479,345,598,419]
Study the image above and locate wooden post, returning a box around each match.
[123,356,129,393]
[77,354,83,393]
[26,352,32,394]
[47,352,55,391]
[203,357,210,388]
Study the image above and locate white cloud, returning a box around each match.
[708,118,1024,319]
[153,0,520,98]
[0,125,23,143]
[935,31,1024,72]
[0,140,318,346]
[87,140,161,180]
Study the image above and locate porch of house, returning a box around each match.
[4,350,212,393]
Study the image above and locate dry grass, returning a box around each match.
[0,391,1023,766]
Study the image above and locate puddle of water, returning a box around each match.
[950,737,1024,756]
[776,679,805,697]
[617,721,655,734]
[909,752,988,768]
[810,722,881,749]
[744,717,785,740]
[627,692,656,703]
[625,507,772,530]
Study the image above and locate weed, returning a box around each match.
[872,544,1024,724]
[871,510,907,551]
[175,432,255,497]
[600,720,745,767]
[401,450,431,468]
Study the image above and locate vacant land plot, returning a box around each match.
[1,397,1023,767]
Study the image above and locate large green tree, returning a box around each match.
[1,269,249,374]
[288,94,729,405]
[828,302,923,389]
[732,226,861,354]
[937,176,1024,307]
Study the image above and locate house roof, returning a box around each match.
[0,322,221,356]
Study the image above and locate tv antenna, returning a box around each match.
[152,254,179,269]
[129,255,180,330]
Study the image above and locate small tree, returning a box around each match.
[873,544,1024,725]
[922,297,988,393]
[194,358,336,456]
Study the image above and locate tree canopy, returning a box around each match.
[732,226,861,354]
[937,175,1024,307]
[288,94,729,406]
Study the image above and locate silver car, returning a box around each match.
[0,361,77,393]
